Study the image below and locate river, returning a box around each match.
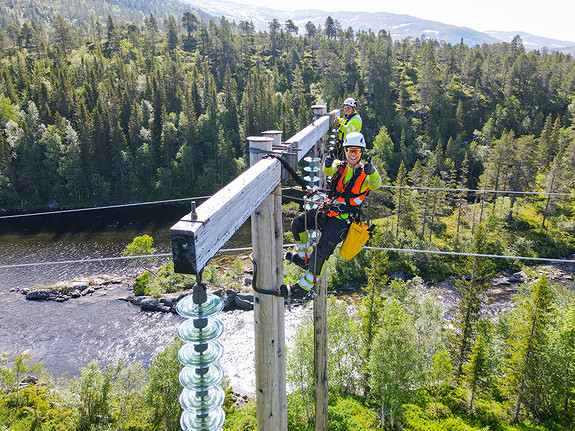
[0,202,307,395]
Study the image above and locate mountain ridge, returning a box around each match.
[182,0,575,51]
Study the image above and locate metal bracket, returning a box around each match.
[249,253,286,298]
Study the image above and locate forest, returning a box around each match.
[1,3,575,430]
[0,6,574,210]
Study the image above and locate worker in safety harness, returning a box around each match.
[285,132,381,299]
[332,97,362,160]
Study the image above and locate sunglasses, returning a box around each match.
[345,148,362,154]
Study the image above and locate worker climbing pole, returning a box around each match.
[170,105,337,430]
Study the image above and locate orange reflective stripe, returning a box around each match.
[332,165,368,208]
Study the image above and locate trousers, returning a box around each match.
[291,207,350,275]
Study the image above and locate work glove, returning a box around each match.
[324,155,334,168]
[363,162,375,175]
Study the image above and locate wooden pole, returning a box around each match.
[311,105,329,431]
[170,111,338,430]
[262,130,288,428]
[249,136,287,431]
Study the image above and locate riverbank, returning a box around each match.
[15,262,575,318]
[13,270,262,313]
[7,261,574,397]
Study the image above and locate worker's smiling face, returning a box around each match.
[343,104,354,116]
[345,147,362,168]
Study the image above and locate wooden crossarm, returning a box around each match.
[171,157,280,274]
[170,109,337,274]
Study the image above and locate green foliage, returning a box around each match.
[326,298,363,394]
[224,258,246,286]
[463,333,490,410]
[223,400,257,430]
[358,239,389,395]
[203,263,223,285]
[70,361,114,430]
[328,252,369,289]
[286,311,317,424]
[111,363,152,431]
[286,392,315,431]
[451,224,495,380]
[286,297,364,426]
[146,338,183,431]
[500,274,555,422]
[2,273,574,431]
[430,351,454,408]
[132,262,194,297]
[132,271,150,296]
[327,396,380,430]
[402,403,484,430]
[0,354,72,431]
[122,235,156,257]
[368,297,426,427]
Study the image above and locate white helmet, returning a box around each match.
[343,97,357,107]
[343,132,366,149]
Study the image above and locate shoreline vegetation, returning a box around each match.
[3,252,575,430]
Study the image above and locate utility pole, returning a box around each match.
[311,105,329,431]
[249,134,286,430]
[170,106,337,431]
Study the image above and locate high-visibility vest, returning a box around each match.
[336,112,362,143]
[327,162,369,218]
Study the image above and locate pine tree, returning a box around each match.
[359,237,389,397]
[181,12,198,41]
[463,332,489,410]
[451,224,493,380]
[165,15,180,52]
[52,15,75,56]
[501,274,555,422]
[456,153,470,239]
[105,15,119,56]
[0,131,11,175]
[394,161,406,237]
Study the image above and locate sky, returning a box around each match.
[228,0,575,43]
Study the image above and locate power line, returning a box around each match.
[283,184,575,199]
[2,182,572,223]
[2,243,573,270]
[363,246,575,265]
[0,253,172,269]
[379,184,575,198]
[0,196,213,220]
[0,246,286,270]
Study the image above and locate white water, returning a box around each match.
[0,222,309,395]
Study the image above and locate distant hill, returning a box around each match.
[554,46,575,56]
[3,0,574,52]
[0,0,200,28]
[484,30,575,52]
[182,0,575,51]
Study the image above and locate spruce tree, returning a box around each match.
[463,332,489,410]
[501,274,555,422]
[451,224,493,380]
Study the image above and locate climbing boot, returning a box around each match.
[289,283,316,300]
[284,251,309,270]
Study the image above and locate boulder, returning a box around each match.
[26,290,51,301]
[139,298,171,313]
[223,290,237,311]
[234,293,253,311]
[69,288,82,298]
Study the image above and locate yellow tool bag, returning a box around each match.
[339,221,371,261]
